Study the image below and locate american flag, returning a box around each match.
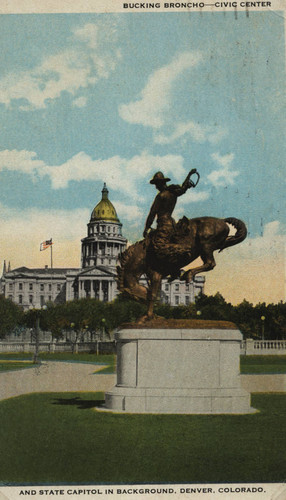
[40,238,53,251]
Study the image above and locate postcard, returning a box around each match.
[0,0,285,499]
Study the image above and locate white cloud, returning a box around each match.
[0,203,90,269]
[0,149,186,200]
[179,190,210,204]
[236,221,285,260]
[0,204,88,242]
[208,129,228,144]
[118,51,229,151]
[0,22,121,110]
[208,152,239,187]
[211,152,234,169]
[0,200,142,269]
[155,121,206,144]
[0,150,45,179]
[154,121,227,145]
[72,96,87,108]
[42,151,186,199]
[119,51,202,129]
[73,23,99,49]
[173,190,210,219]
[112,201,144,222]
[204,221,285,305]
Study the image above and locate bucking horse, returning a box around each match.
[117,215,247,320]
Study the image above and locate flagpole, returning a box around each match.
[50,241,53,303]
[51,242,53,270]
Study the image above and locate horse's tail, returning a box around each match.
[219,217,247,252]
[116,254,125,293]
[116,243,139,292]
[116,240,148,302]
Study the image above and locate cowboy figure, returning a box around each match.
[143,169,199,263]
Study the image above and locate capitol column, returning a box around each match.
[99,281,104,301]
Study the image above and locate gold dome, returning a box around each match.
[91,183,119,222]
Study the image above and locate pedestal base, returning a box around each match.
[105,321,255,414]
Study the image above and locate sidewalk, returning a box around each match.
[0,363,285,401]
[0,362,116,400]
[241,374,286,393]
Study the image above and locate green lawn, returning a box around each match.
[1,353,286,374]
[0,392,285,485]
[240,355,286,374]
[0,352,114,363]
[0,361,34,372]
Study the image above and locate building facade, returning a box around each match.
[1,184,204,310]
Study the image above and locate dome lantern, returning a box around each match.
[102,182,108,200]
[91,183,119,222]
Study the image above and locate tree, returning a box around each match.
[24,308,48,363]
[0,295,24,339]
[16,293,286,343]
[195,292,233,321]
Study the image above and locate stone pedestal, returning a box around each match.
[105,320,255,414]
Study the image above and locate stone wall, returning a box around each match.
[241,339,286,355]
[0,341,116,355]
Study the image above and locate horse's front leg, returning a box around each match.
[146,271,162,319]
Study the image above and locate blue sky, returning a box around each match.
[0,11,285,303]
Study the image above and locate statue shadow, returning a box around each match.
[52,396,105,410]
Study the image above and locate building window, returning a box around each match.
[48,284,52,291]
[165,296,169,304]
[57,284,61,291]
[165,284,169,291]
[185,296,190,305]
[18,295,23,304]
[175,295,179,305]
[19,283,23,290]
[29,283,33,291]
[175,283,179,291]
[29,295,33,304]
[40,284,44,291]
[40,296,45,307]
[185,284,189,291]
[9,295,13,300]
[9,283,13,291]
[48,296,52,301]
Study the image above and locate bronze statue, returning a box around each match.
[143,169,199,269]
[117,170,247,320]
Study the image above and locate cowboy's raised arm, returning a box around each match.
[182,169,198,192]
[143,196,159,238]
[169,169,199,197]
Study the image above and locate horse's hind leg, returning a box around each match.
[122,272,148,302]
[181,247,216,283]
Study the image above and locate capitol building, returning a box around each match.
[0,184,204,310]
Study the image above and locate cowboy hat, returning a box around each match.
[150,171,170,184]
